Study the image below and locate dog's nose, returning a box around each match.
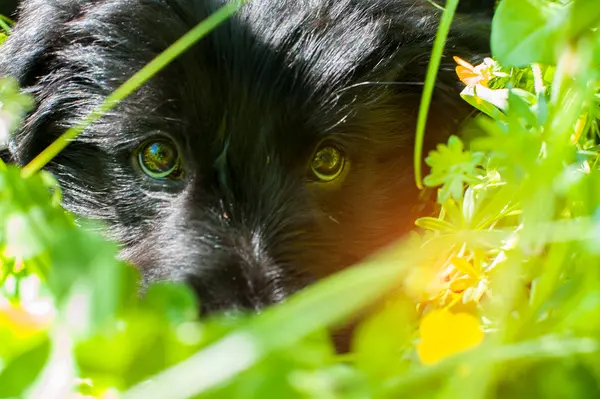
[185,257,281,316]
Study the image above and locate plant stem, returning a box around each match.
[413,0,459,189]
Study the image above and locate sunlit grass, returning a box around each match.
[2,0,600,398]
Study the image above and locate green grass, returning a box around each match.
[2,0,600,398]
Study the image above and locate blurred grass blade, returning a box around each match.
[124,241,421,399]
[384,336,599,396]
[21,0,245,178]
[413,0,459,189]
[568,0,600,39]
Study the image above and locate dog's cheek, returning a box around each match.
[310,151,419,275]
[117,195,316,313]
[116,206,188,284]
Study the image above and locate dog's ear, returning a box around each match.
[0,0,87,86]
[363,0,491,148]
[0,1,97,164]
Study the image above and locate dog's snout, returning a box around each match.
[185,251,282,316]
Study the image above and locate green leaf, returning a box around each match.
[0,336,50,398]
[423,135,484,203]
[0,77,35,136]
[352,297,415,381]
[48,227,131,336]
[491,0,567,66]
[0,166,70,261]
[415,217,457,232]
[140,283,199,324]
[568,0,600,39]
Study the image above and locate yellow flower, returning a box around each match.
[417,309,484,365]
[0,301,52,340]
[454,56,495,88]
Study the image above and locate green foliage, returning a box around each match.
[423,136,485,203]
[0,16,11,45]
[3,0,600,398]
[0,76,34,147]
[492,0,565,66]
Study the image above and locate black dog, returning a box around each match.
[0,0,491,315]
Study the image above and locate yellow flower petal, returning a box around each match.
[417,310,484,365]
[450,256,480,278]
[0,302,52,339]
[453,56,475,69]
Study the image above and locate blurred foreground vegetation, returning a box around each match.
[2,0,600,398]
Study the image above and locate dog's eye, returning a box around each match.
[310,145,346,182]
[137,140,183,179]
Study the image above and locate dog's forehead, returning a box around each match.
[73,0,392,156]
[3,0,413,165]
[165,1,387,123]
[240,0,386,90]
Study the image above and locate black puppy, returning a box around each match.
[0,0,490,315]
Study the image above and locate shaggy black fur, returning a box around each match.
[0,0,491,316]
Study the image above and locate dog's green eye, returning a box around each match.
[310,146,345,182]
[138,140,182,179]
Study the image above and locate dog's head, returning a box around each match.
[0,0,490,314]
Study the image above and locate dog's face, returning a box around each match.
[0,0,490,314]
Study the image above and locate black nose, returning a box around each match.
[185,256,283,316]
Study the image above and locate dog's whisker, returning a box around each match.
[336,80,426,94]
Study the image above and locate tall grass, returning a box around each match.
[2,0,600,398]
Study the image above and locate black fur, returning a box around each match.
[0,0,491,315]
